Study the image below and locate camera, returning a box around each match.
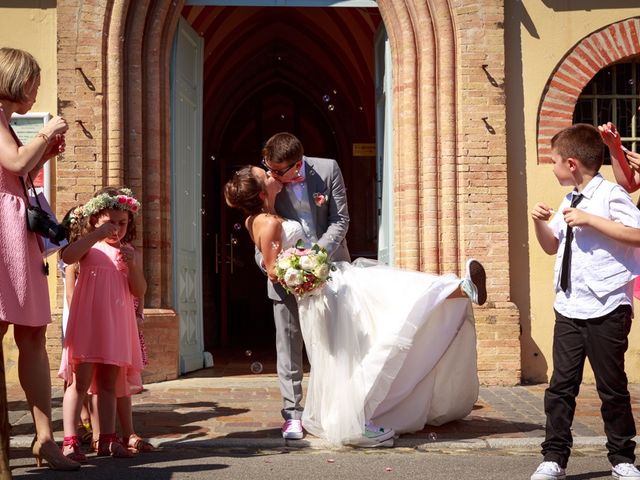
[26,205,68,245]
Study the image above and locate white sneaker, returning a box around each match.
[612,463,640,479]
[460,259,487,305]
[531,461,566,480]
[281,419,304,440]
[348,421,395,448]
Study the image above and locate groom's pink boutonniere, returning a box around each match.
[313,192,329,207]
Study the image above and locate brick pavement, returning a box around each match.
[7,367,640,449]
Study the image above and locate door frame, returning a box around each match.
[171,17,205,374]
[174,0,390,359]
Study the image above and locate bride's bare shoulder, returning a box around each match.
[250,213,282,234]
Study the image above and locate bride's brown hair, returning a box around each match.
[224,165,264,215]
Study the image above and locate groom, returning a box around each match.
[258,132,394,446]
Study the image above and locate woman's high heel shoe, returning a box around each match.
[61,435,87,463]
[32,438,81,471]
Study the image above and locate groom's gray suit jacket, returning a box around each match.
[264,156,351,301]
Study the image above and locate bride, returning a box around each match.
[225,165,484,446]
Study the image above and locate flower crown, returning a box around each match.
[72,188,141,222]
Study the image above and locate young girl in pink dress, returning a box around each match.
[59,187,145,462]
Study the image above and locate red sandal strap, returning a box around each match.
[62,435,81,447]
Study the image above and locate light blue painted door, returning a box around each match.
[375,24,394,265]
[171,18,205,374]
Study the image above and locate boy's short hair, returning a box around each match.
[262,132,304,165]
[0,48,40,103]
[550,123,604,172]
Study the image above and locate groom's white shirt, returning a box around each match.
[285,161,317,244]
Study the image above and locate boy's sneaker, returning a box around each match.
[612,463,640,479]
[461,259,487,306]
[281,419,304,440]
[348,421,395,448]
[531,461,566,480]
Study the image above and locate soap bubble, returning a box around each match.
[250,362,263,374]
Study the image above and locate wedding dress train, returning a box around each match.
[280,220,479,445]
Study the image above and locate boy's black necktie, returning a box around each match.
[560,193,584,292]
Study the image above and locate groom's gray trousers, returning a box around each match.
[273,293,304,420]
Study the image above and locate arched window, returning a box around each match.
[573,60,640,161]
[536,18,640,164]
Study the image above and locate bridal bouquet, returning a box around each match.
[275,240,334,298]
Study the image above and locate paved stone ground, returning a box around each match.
[7,364,640,450]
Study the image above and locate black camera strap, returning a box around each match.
[19,174,45,209]
[19,174,50,276]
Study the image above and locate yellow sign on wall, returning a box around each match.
[352,143,376,157]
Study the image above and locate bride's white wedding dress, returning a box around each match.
[280,220,479,445]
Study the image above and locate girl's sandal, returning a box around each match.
[77,421,93,445]
[96,433,133,458]
[61,435,87,463]
[125,434,156,453]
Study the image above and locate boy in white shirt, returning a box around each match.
[531,124,640,480]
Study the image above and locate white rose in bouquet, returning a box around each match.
[284,268,304,286]
[277,256,293,270]
[313,263,330,281]
[299,254,317,271]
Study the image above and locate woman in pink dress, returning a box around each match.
[0,48,78,471]
[59,187,145,462]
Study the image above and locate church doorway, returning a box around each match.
[178,4,383,363]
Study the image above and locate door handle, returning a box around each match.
[226,235,237,274]
[214,234,219,274]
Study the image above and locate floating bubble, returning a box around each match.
[333,89,337,94]
[327,104,335,111]
[322,94,330,103]
[245,350,252,357]
[210,155,216,161]
[280,114,285,119]
[358,106,364,111]
[231,238,238,245]
[200,209,206,215]
[250,362,263,374]
[233,223,242,231]
[184,190,190,196]
[428,432,437,441]
[629,79,635,86]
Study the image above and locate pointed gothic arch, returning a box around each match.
[56,0,519,385]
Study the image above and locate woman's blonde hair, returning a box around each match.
[0,48,40,103]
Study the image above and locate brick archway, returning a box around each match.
[537,17,640,163]
[56,0,519,385]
